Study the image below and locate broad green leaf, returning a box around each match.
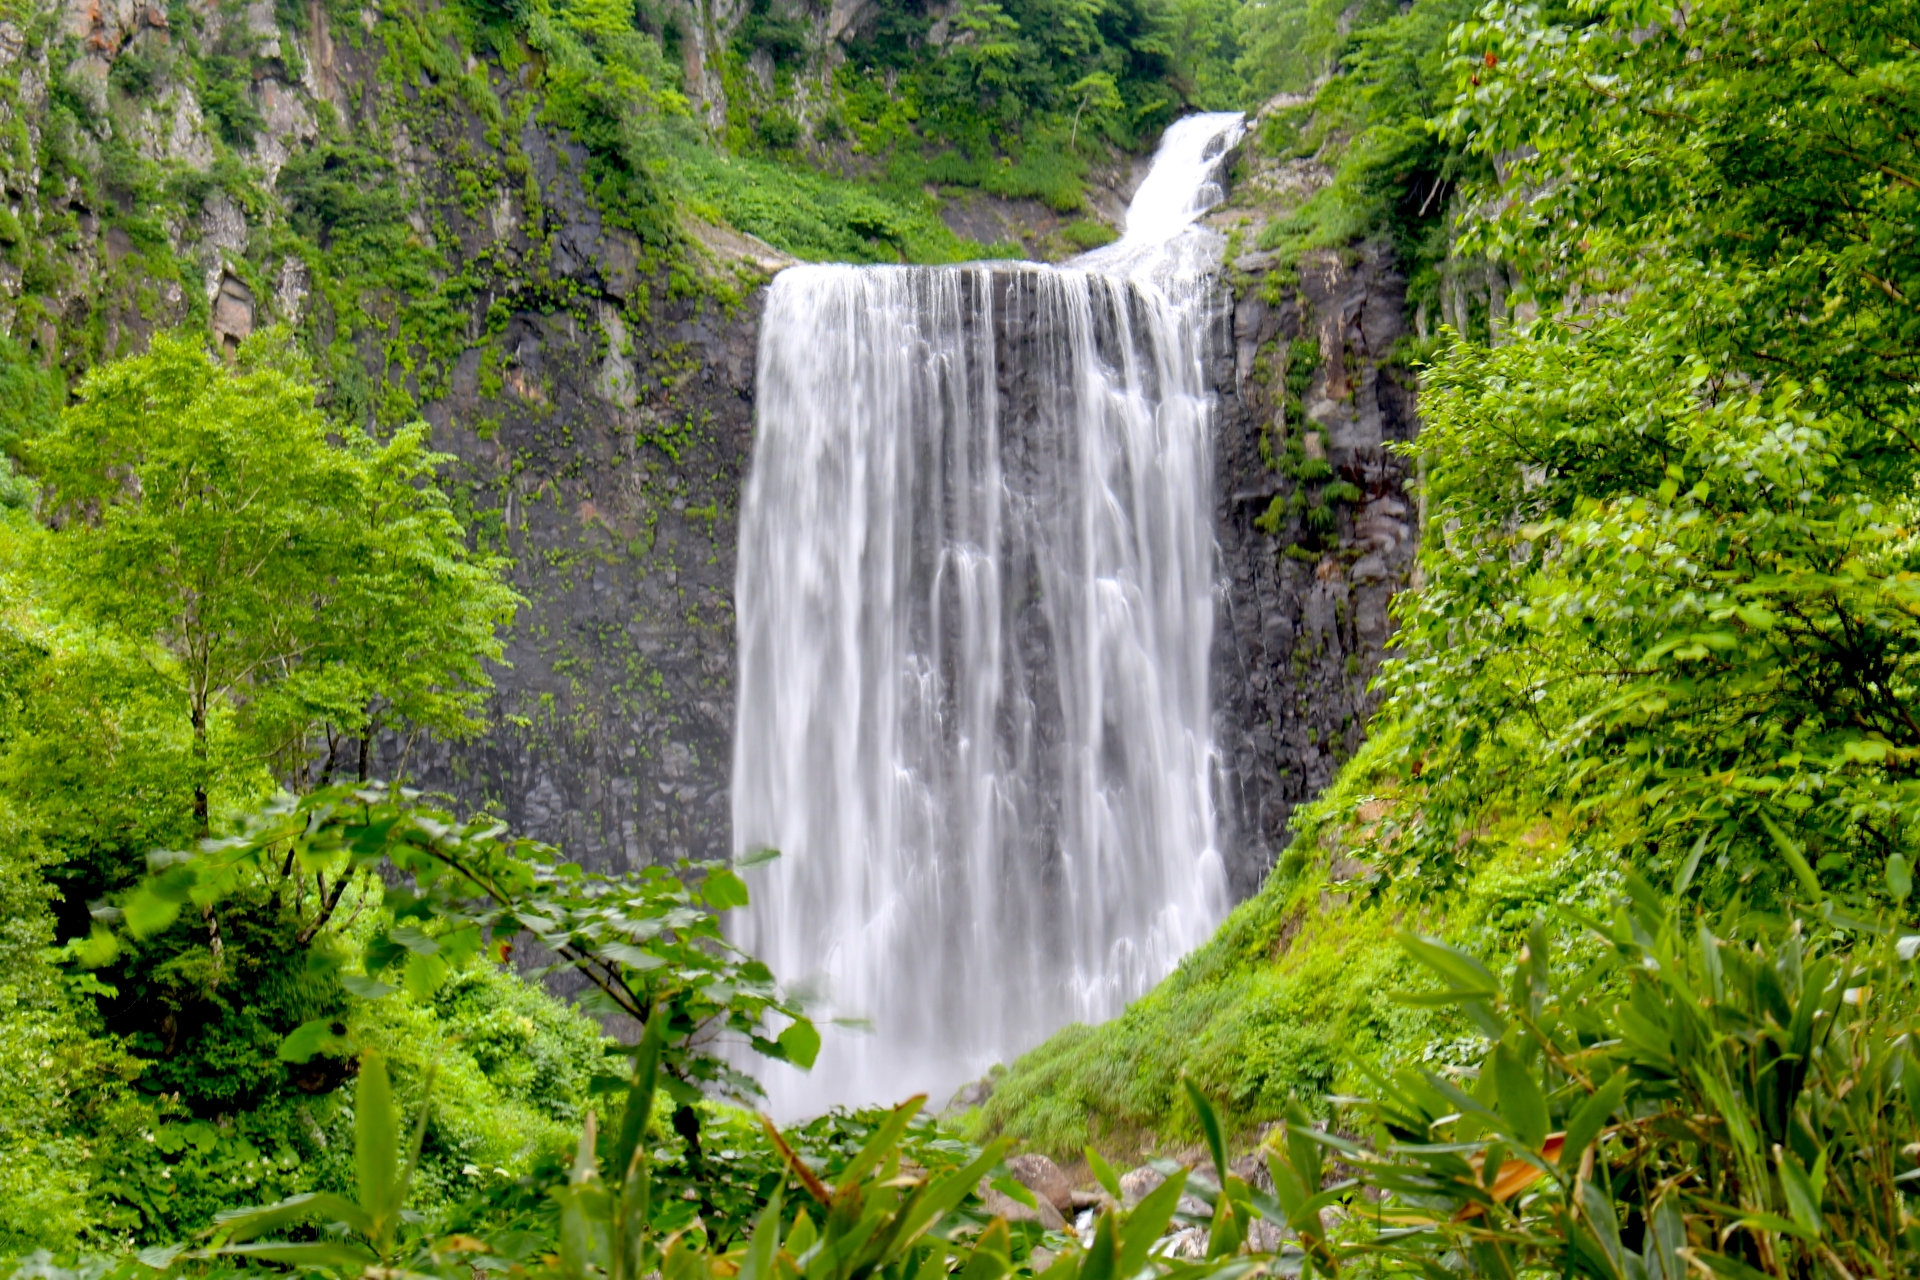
[1077,1211,1118,1280]
[278,1018,353,1064]
[777,1017,821,1069]
[123,883,186,939]
[1490,1043,1548,1150]
[1682,1250,1779,1280]
[1759,813,1823,902]
[135,1245,185,1271]
[1184,1077,1227,1181]
[989,1174,1037,1209]
[786,1213,821,1275]
[1398,933,1501,997]
[1646,1193,1686,1280]
[601,942,670,970]
[1283,1101,1324,1192]
[217,1242,380,1269]
[365,931,409,973]
[739,1189,783,1280]
[613,1008,666,1201]
[1117,1167,1187,1272]
[389,923,440,954]
[1674,831,1709,896]
[1779,1152,1822,1239]
[70,922,120,968]
[703,867,751,910]
[1561,1070,1628,1176]
[341,972,395,999]
[900,1142,1008,1242]
[214,1191,374,1242]
[403,948,449,1001]
[1468,1238,1519,1280]
[356,1053,400,1224]
[1085,1146,1122,1202]
[956,1221,1010,1280]
[439,924,483,964]
[1577,1179,1626,1279]
[837,1095,924,1189]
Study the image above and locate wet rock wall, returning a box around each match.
[1206,243,1421,895]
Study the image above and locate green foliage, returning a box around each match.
[276,145,412,252]
[973,800,1516,1154]
[206,1052,436,1271]
[210,1027,1292,1280]
[0,331,526,1245]
[1161,0,1243,109]
[1285,884,1920,1277]
[103,879,355,1113]
[735,3,811,67]
[1250,0,1478,305]
[81,958,611,1246]
[0,331,55,511]
[1366,0,1920,901]
[31,330,518,831]
[110,785,818,1105]
[107,39,172,101]
[0,814,109,1253]
[519,0,687,244]
[836,0,1185,204]
[1058,219,1118,252]
[1232,0,1381,101]
[197,56,264,148]
[670,139,1006,265]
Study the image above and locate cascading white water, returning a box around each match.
[733,113,1246,1116]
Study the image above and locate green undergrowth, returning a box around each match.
[669,140,1019,265]
[968,729,1617,1162]
[1236,0,1481,317]
[5,948,614,1252]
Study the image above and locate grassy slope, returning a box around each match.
[968,733,1613,1161]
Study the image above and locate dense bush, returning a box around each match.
[1301,882,1920,1276]
[1363,0,1920,902]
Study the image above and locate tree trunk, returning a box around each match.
[191,698,210,836]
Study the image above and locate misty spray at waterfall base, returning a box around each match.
[733,114,1247,1116]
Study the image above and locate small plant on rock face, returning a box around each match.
[754,113,803,152]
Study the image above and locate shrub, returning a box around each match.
[753,112,802,152]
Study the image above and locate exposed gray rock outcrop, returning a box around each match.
[1207,242,1420,893]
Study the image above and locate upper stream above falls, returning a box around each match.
[731,113,1249,1116]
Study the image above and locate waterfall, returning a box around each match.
[732,113,1246,1116]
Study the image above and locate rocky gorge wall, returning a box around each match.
[0,0,1420,895]
[420,219,1424,900]
[0,0,795,871]
[1206,238,1420,895]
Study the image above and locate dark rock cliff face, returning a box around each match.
[420,239,1420,902]
[404,294,763,869]
[1206,244,1420,896]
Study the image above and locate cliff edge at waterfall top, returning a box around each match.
[1076,112,1247,281]
[732,112,1246,1119]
